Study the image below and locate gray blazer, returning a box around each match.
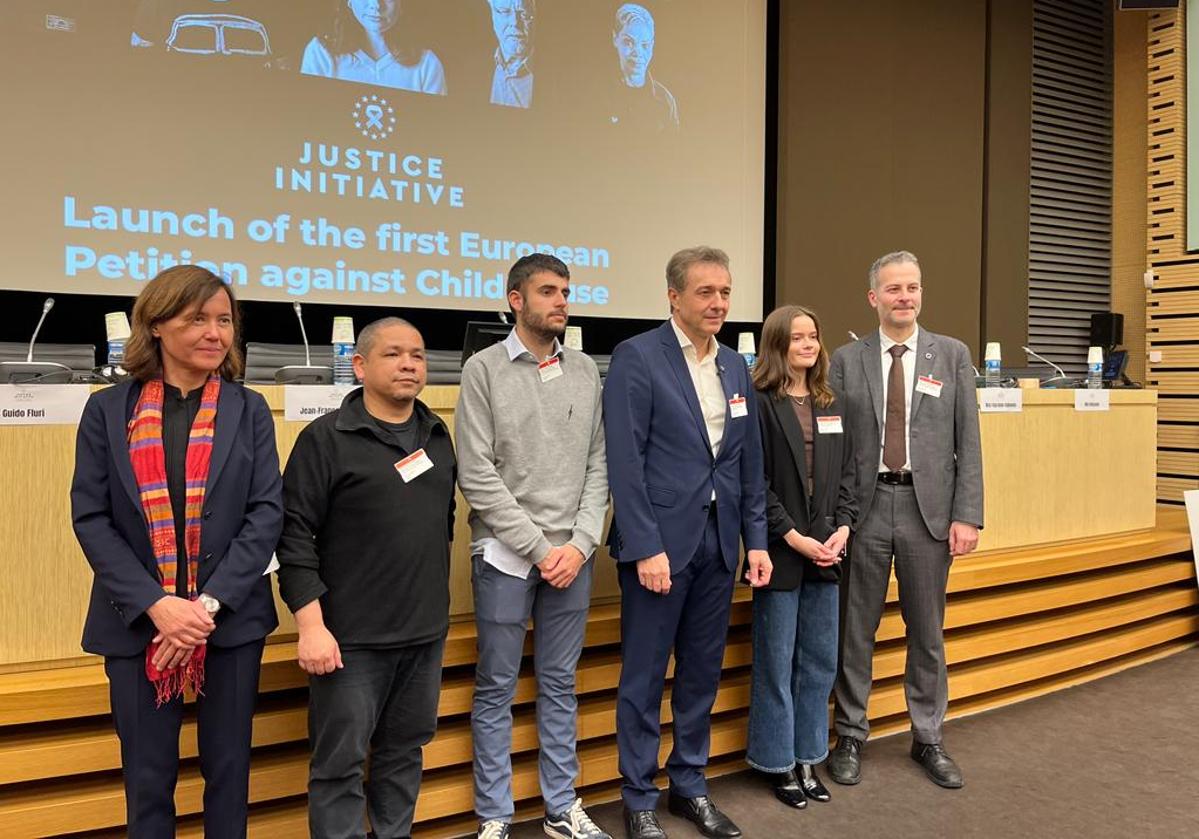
[828,327,983,541]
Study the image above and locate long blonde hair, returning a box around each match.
[751,304,834,408]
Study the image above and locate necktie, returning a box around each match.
[883,344,908,471]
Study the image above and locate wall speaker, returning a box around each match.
[1090,312,1124,349]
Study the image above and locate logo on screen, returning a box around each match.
[353,95,396,141]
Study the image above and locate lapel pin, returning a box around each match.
[924,352,933,360]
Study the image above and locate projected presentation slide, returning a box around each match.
[2,0,766,321]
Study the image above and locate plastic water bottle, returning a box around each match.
[1086,346,1103,390]
[738,332,756,370]
[332,316,356,385]
[984,342,1001,387]
[105,312,130,368]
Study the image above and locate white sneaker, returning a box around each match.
[543,798,612,839]
[478,819,511,839]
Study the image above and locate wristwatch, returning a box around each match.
[199,593,221,616]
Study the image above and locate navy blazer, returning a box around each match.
[71,379,283,657]
[603,320,768,574]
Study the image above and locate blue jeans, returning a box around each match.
[471,556,593,821]
[746,578,839,772]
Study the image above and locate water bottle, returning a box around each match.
[738,332,756,370]
[984,342,1001,387]
[105,312,130,368]
[332,316,356,385]
[1086,346,1103,390]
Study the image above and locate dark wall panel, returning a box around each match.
[776,0,989,357]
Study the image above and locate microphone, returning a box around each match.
[0,297,73,384]
[28,298,54,362]
[274,301,333,384]
[848,330,860,342]
[1022,345,1075,387]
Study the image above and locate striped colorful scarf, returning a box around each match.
[127,376,220,704]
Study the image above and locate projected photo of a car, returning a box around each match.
[165,14,271,61]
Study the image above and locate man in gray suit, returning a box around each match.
[826,250,983,789]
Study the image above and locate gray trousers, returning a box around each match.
[307,639,445,839]
[471,555,593,821]
[834,483,952,744]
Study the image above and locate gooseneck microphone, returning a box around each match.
[274,301,333,384]
[1022,346,1074,387]
[0,297,73,384]
[27,298,54,362]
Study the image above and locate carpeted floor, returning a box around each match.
[509,648,1199,838]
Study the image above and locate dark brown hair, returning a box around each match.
[124,265,243,382]
[751,304,834,408]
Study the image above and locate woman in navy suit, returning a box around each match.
[71,265,283,838]
[744,305,857,810]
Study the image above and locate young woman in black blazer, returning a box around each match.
[744,305,857,809]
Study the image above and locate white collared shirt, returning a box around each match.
[878,325,919,472]
[502,328,562,363]
[670,317,725,458]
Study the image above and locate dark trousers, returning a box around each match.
[105,638,265,839]
[307,638,445,839]
[616,511,735,810]
[834,483,952,744]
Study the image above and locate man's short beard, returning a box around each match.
[521,310,566,341]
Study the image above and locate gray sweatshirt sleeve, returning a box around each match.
[568,373,609,558]
[454,357,553,563]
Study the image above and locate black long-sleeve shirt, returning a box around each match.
[276,389,456,649]
[163,383,201,596]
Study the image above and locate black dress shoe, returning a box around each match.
[910,741,964,789]
[624,808,667,839]
[826,736,863,785]
[766,769,807,809]
[798,764,831,802]
[666,793,742,838]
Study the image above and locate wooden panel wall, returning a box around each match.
[1113,2,1148,383]
[1145,7,1199,504]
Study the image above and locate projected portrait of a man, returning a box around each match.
[608,3,679,132]
[301,0,447,96]
[487,0,535,108]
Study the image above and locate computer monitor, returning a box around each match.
[461,322,511,367]
[1103,349,1129,382]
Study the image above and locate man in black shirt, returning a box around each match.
[277,316,456,839]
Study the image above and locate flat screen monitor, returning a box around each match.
[461,321,510,367]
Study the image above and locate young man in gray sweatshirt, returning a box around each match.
[455,253,611,839]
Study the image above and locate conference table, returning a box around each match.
[2,384,1192,838]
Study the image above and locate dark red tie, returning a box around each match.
[883,344,908,471]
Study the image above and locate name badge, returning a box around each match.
[915,375,943,398]
[538,357,563,383]
[394,449,434,483]
[729,394,748,418]
[817,415,844,434]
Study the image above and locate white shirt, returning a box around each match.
[670,317,725,459]
[878,325,919,472]
[301,39,447,95]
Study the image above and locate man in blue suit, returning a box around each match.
[604,246,771,839]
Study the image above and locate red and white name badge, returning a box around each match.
[538,357,563,383]
[729,394,748,418]
[915,375,943,398]
[817,415,844,434]
[394,449,434,483]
